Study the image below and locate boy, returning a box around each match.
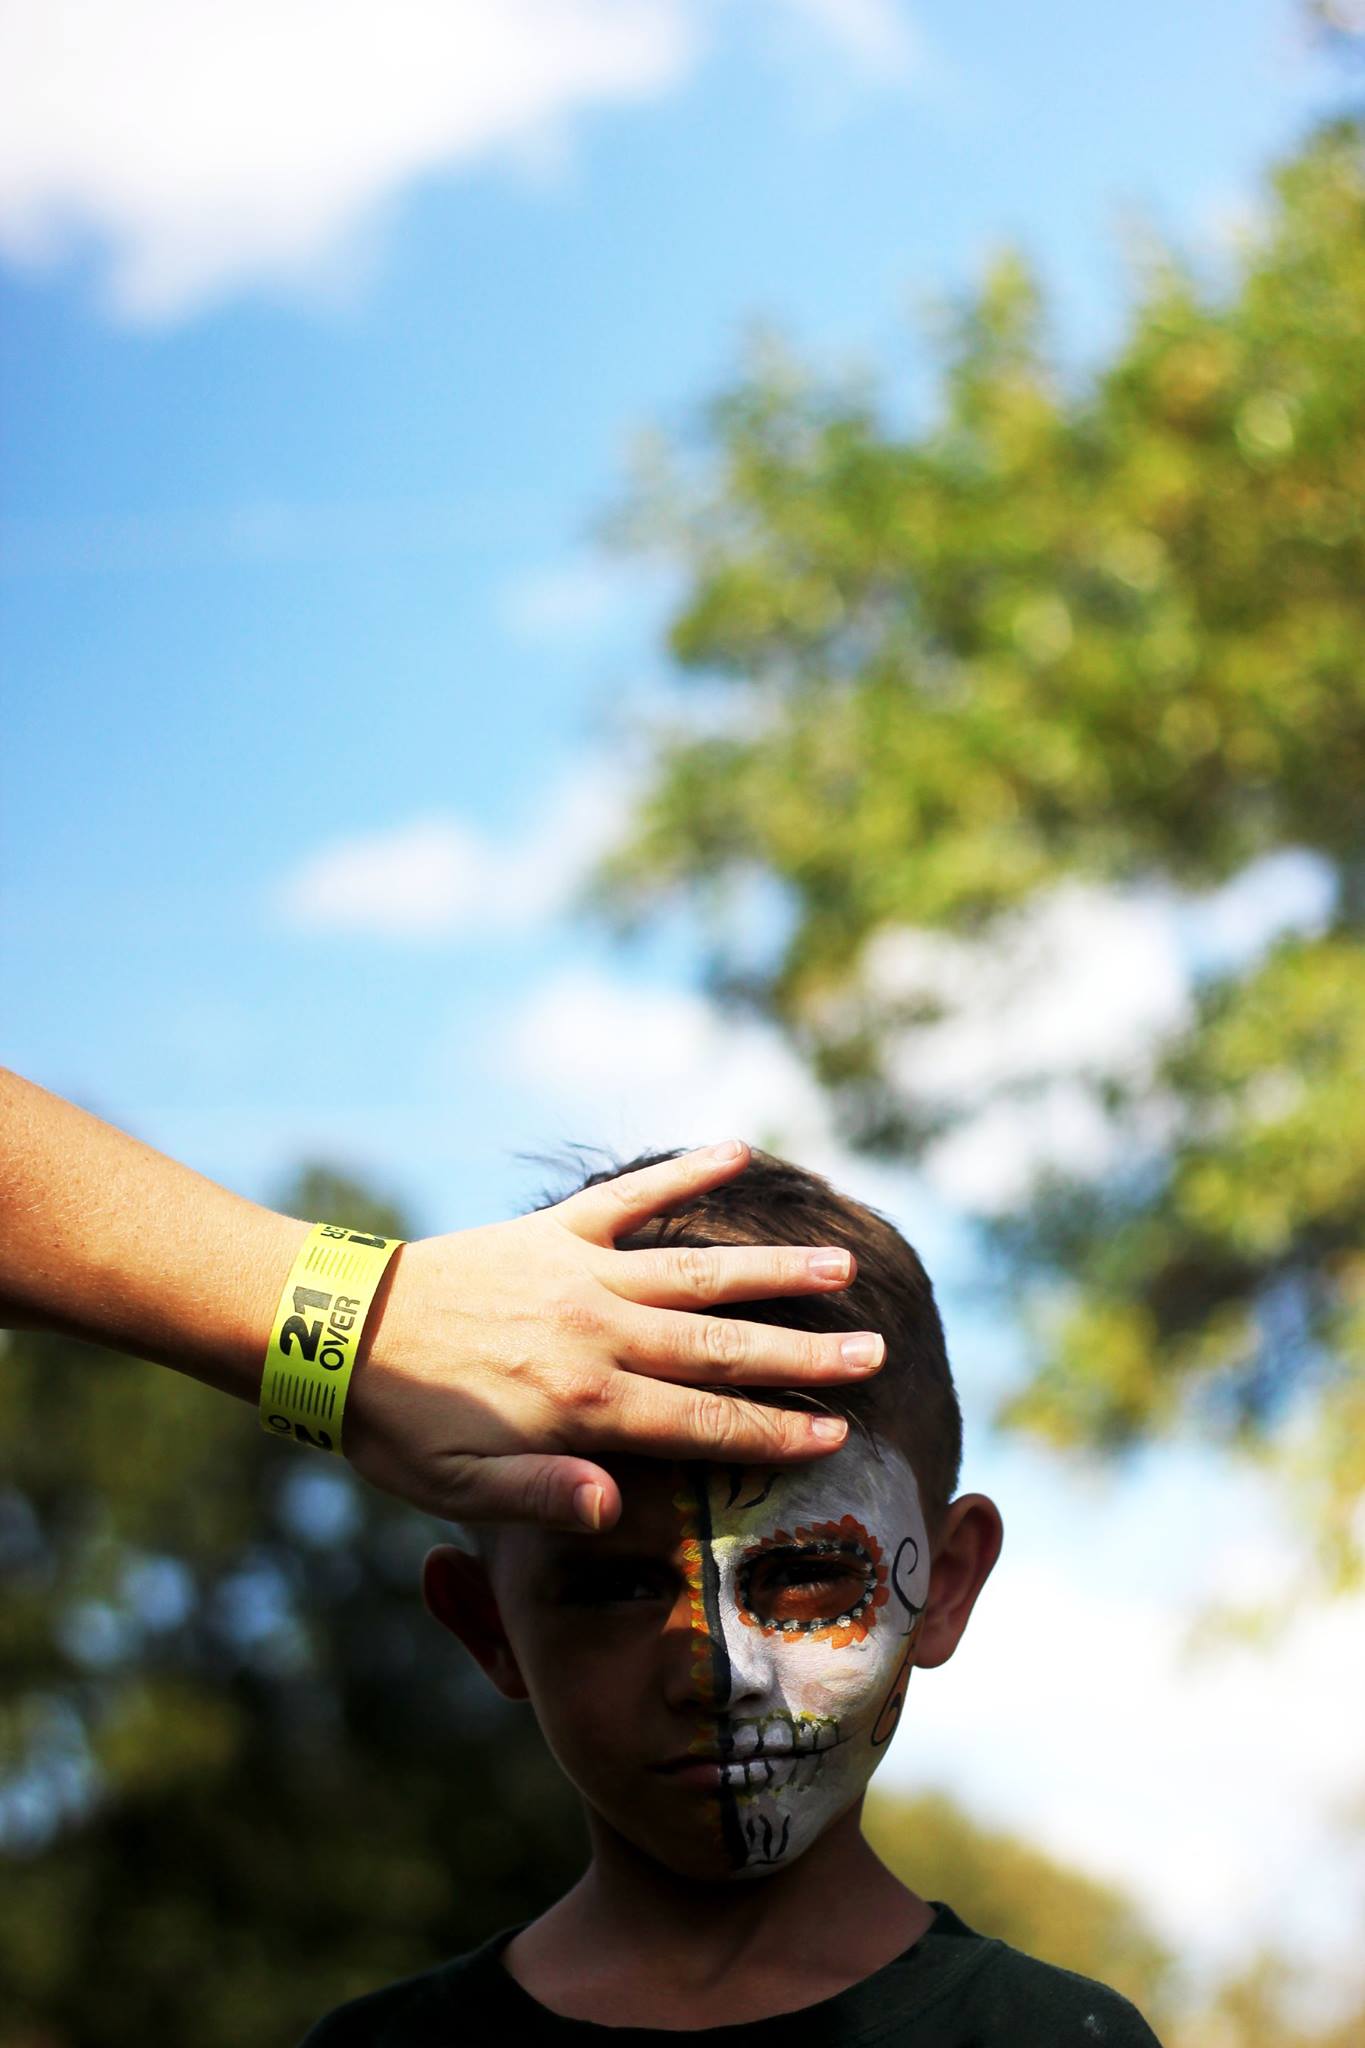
[301,1148,1162,2043]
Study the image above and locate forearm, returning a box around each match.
[0,1067,306,1401]
[1,1081,882,1530]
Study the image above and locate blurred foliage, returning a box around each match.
[592,119,1365,1582]
[1175,1955,1365,2048]
[869,1792,1365,2048]
[864,1788,1176,2027]
[0,1169,587,2048]
[1305,1,1365,59]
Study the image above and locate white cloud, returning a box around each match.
[276,815,498,939]
[499,556,636,644]
[852,883,1188,1211]
[0,0,697,320]
[844,859,1336,1215]
[921,1081,1138,1214]
[754,0,947,137]
[489,838,1335,1239]
[501,966,830,1151]
[1176,846,1337,979]
[0,493,543,577]
[0,0,932,322]
[867,883,1192,1102]
[272,759,622,939]
[494,963,967,1277]
[497,551,689,652]
[773,0,921,81]
[506,893,1193,1175]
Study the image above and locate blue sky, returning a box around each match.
[3,0,1363,1992]
[2,0,1344,1223]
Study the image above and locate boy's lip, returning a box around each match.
[651,1748,839,1789]
[654,1723,841,1771]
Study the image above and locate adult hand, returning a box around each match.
[1,1072,883,1533]
[348,1140,884,1531]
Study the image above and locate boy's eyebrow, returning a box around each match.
[537,1537,676,1568]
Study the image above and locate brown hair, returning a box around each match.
[541,1146,963,1529]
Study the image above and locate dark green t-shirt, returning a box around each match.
[297,1904,1162,2045]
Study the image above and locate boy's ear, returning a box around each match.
[912,1494,1003,1671]
[422,1543,530,1701]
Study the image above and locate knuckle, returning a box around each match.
[555,1364,614,1415]
[675,1245,716,1297]
[602,1169,641,1215]
[523,1461,562,1524]
[497,1348,535,1390]
[686,1386,742,1449]
[549,1294,606,1341]
[739,1401,795,1458]
[437,1452,481,1515]
[701,1314,746,1375]
[536,1366,612,1452]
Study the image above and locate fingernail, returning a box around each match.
[808,1250,851,1281]
[708,1138,746,1162]
[809,1416,847,1442]
[840,1333,885,1370]
[573,1482,604,1531]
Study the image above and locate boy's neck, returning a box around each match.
[502,1806,935,2030]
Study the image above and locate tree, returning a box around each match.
[592,119,1365,1582]
[0,1168,586,2047]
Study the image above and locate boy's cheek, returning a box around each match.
[514,1632,655,1754]
[759,1636,914,1736]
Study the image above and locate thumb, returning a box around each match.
[445,1453,623,1533]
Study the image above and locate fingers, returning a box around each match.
[613,1299,886,1387]
[599,1374,852,1464]
[603,1240,857,1308]
[444,1453,624,1532]
[556,1138,755,1246]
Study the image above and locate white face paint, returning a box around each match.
[676,1435,930,1877]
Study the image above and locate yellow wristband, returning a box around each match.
[259,1223,404,1455]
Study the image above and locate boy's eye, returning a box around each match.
[740,1546,875,1630]
[554,1561,671,1607]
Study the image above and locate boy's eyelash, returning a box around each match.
[553,1547,869,1607]
[750,1547,867,1580]
[556,1565,670,1604]
[738,1542,879,1634]
[767,1559,857,1586]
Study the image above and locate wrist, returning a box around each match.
[338,1235,419,1456]
[218,1209,312,1402]
[258,1223,407,1455]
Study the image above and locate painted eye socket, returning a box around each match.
[555,1561,668,1606]
[740,1545,876,1632]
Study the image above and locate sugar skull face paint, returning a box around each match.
[672,1436,930,1877]
[462,1434,934,1887]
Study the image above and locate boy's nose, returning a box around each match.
[663,1584,774,1714]
[713,1613,776,1712]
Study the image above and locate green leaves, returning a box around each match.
[0,1168,587,2044]
[597,121,1365,1578]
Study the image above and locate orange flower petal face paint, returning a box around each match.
[675,1437,930,1877]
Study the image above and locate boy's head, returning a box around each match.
[424,1147,1001,1883]
[559,1145,963,1530]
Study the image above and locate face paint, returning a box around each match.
[674,1435,930,1878]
